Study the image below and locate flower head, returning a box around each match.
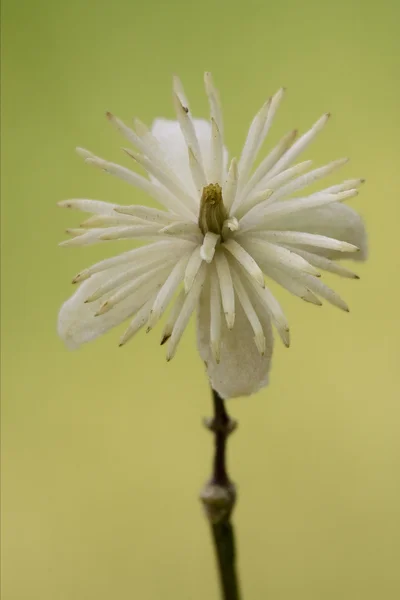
[58,73,367,399]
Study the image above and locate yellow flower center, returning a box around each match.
[198,183,228,235]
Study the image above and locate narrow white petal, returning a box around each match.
[204,72,223,135]
[108,112,191,193]
[85,256,174,303]
[238,100,270,189]
[223,158,239,212]
[133,117,151,137]
[71,240,194,284]
[184,246,203,292]
[114,205,180,225]
[96,264,171,316]
[241,267,290,347]
[323,178,365,194]
[76,147,93,160]
[238,129,297,205]
[160,221,201,237]
[209,265,222,363]
[160,290,185,345]
[188,146,207,194]
[172,75,190,109]
[231,267,266,354]
[257,87,286,152]
[297,274,350,311]
[147,254,190,329]
[58,199,118,214]
[209,118,223,184]
[269,158,349,202]
[223,239,265,287]
[172,91,204,169]
[222,217,240,238]
[259,160,313,192]
[80,151,192,218]
[240,238,320,277]
[282,247,359,279]
[233,189,273,220]
[200,232,220,263]
[240,189,358,232]
[262,266,322,305]
[99,225,162,241]
[119,295,156,346]
[266,113,330,180]
[81,215,143,228]
[58,269,156,349]
[214,250,235,329]
[123,148,198,217]
[59,228,107,247]
[106,112,149,154]
[270,202,367,261]
[259,231,359,253]
[166,263,207,360]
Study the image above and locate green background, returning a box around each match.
[2,0,399,598]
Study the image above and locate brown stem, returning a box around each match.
[200,389,242,600]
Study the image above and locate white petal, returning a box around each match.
[123,147,198,218]
[71,239,194,283]
[85,255,174,303]
[79,150,191,218]
[269,202,368,261]
[240,237,320,277]
[209,265,222,363]
[200,232,220,263]
[160,221,201,238]
[269,158,349,202]
[58,267,161,349]
[263,267,322,305]
[107,112,184,189]
[266,113,330,180]
[119,295,156,346]
[95,263,172,316]
[188,146,207,194]
[240,267,290,347]
[237,100,270,189]
[209,118,223,184]
[81,215,141,228]
[259,231,359,253]
[296,274,350,311]
[114,205,180,225]
[214,250,235,329]
[197,277,273,399]
[258,160,313,193]
[239,189,358,232]
[283,247,359,279]
[147,253,190,329]
[184,246,203,292]
[223,239,265,287]
[58,199,118,214]
[98,225,162,241]
[166,263,207,360]
[231,268,266,353]
[151,118,228,188]
[204,72,223,135]
[238,129,297,206]
[233,188,273,220]
[223,158,239,212]
[160,290,185,345]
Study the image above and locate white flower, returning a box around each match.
[58,73,367,399]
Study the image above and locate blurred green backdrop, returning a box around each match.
[2,0,399,598]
